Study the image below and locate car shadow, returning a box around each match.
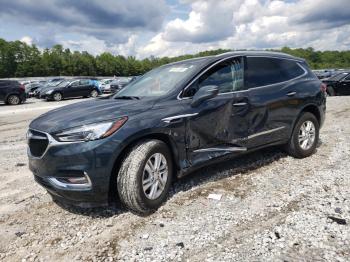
[169,146,287,198]
[58,146,288,218]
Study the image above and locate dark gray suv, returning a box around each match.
[27,51,326,214]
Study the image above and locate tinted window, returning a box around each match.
[245,57,305,88]
[80,80,90,85]
[328,72,348,81]
[184,58,243,97]
[70,81,80,87]
[344,74,350,81]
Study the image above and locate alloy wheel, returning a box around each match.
[142,153,168,200]
[53,93,62,101]
[91,90,98,97]
[298,120,316,150]
[8,95,20,105]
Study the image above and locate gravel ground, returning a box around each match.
[0,97,349,261]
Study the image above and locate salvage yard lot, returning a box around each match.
[0,97,349,261]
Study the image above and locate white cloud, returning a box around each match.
[138,0,350,58]
[20,36,33,45]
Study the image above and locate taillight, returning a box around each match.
[320,83,327,93]
[20,84,25,90]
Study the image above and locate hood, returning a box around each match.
[29,97,155,133]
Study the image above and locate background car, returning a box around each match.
[40,79,101,101]
[100,79,114,93]
[322,71,350,96]
[0,80,26,105]
[34,79,65,98]
[25,82,45,97]
[110,78,131,93]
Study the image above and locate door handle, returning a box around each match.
[233,102,247,107]
[286,91,296,97]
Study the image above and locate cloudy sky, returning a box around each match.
[0,0,349,58]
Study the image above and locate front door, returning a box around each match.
[182,57,250,166]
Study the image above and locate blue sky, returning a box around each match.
[0,0,349,58]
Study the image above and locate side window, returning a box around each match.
[70,81,80,87]
[245,57,305,89]
[344,74,350,81]
[80,80,90,85]
[183,58,243,97]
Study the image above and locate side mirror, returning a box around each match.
[191,85,219,107]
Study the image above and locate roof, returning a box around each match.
[165,50,304,68]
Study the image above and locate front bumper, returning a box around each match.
[28,131,122,207]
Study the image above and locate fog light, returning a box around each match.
[58,177,89,184]
[47,172,92,191]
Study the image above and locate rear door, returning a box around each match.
[244,56,307,148]
[79,79,93,96]
[183,57,250,166]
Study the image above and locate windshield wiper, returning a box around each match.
[114,96,140,100]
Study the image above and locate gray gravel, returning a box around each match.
[0,97,349,261]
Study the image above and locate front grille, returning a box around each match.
[28,129,49,157]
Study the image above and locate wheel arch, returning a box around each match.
[108,132,180,203]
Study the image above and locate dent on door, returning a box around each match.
[186,97,240,166]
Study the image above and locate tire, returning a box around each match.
[90,89,98,98]
[117,140,173,214]
[52,92,62,101]
[6,95,20,105]
[326,86,335,96]
[285,112,319,158]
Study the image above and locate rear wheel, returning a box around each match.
[52,92,62,101]
[6,95,20,105]
[117,140,173,214]
[285,112,319,158]
[90,89,98,98]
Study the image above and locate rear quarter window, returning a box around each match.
[245,57,305,88]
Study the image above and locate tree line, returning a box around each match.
[1,38,350,78]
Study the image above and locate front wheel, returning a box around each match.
[326,86,335,96]
[285,112,319,158]
[52,92,62,101]
[117,140,173,214]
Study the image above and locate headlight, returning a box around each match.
[46,90,53,94]
[54,117,128,142]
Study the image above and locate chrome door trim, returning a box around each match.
[193,147,247,153]
[162,113,198,123]
[247,126,286,140]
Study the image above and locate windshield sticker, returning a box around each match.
[169,67,188,72]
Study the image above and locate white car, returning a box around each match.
[100,79,113,93]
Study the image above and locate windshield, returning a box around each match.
[328,72,349,81]
[115,60,202,97]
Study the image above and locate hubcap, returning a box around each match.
[54,93,61,101]
[142,153,168,200]
[9,95,19,104]
[91,90,98,97]
[298,120,316,150]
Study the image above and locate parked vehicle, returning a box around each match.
[101,79,114,93]
[33,79,66,98]
[39,79,100,101]
[0,80,26,105]
[27,51,326,214]
[110,78,130,93]
[26,82,45,97]
[322,71,350,96]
